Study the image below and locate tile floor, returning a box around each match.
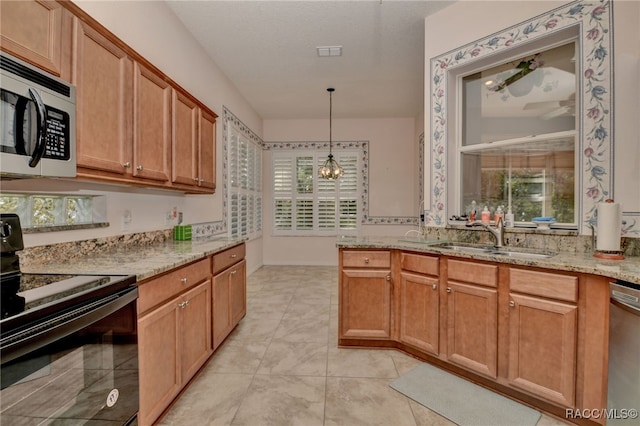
[158,265,571,426]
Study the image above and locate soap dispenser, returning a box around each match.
[505,207,515,228]
[494,206,504,224]
[481,206,490,224]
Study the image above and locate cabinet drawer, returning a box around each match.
[401,252,439,276]
[212,244,245,274]
[509,268,578,303]
[138,258,211,314]
[447,259,497,288]
[342,250,391,268]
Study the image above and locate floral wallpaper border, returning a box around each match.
[426,0,635,235]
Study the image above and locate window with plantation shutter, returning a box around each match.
[272,150,360,236]
[226,114,262,240]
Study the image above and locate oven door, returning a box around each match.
[0,286,138,425]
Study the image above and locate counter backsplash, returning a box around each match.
[423,226,639,257]
[19,230,174,267]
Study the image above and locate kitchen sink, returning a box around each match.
[430,242,556,259]
[489,248,556,259]
[433,244,494,253]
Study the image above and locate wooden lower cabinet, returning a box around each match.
[212,244,247,350]
[444,259,498,379]
[212,259,246,349]
[446,281,498,379]
[137,258,214,426]
[398,252,440,354]
[506,267,579,408]
[338,249,611,425]
[138,280,212,426]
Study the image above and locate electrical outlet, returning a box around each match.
[122,210,132,231]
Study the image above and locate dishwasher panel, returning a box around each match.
[607,281,640,425]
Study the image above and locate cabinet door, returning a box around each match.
[73,19,133,176]
[133,62,171,182]
[399,271,439,355]
[340,269,392,339]
[138,297,180,426]
[172,90,198,186]
[212,268,232,350]
[180,280,213,383]
[230,260,246,326]
[507,293,577,407]
[446,282,498,379]
[0,0,72,78]
[199,109,217,190]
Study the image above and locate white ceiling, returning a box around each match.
[165,0,455,120]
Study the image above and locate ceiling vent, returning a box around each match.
[316,46,342,57]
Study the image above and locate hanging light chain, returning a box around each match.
[319,87,343,180]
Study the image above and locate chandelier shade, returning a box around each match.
[318,87,343,180]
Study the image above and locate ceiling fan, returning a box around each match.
[523,92,575,120]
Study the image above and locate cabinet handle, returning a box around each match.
[178,301,187,308]
[446,287,452,293]
[180,278,188,284]
[386,274,391,281]
[136,165,144,171]
[432,284,437,290]
[509,301,515,307]
[364,257,370,264]
[231,254,237,258]
[230,270,237,275]
[122,162,131,169]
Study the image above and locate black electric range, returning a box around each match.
[1,272,137,335]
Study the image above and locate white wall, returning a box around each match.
[262,117,420,266]
[423,0,640,218]
[1,0,265,271]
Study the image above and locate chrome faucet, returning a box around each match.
[467,217,505,248]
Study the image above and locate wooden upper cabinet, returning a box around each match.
[0,0,72,78]
[172,90,198,186]
[73,18,133,176]
[199,109,217,191]
[133,62,171,182]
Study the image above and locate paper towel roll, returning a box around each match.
[596,200,622,251]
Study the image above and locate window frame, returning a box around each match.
[271,149,361,237]
[453,37,580,228]
[226,117,262,241]
[426,1,613,234]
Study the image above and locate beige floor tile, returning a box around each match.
[324,377,417,426]
[231,375,325,426]
[205,339,270,374]
[536,413,575,425]
[407,399,456,426]
[273,316,330,343]
[257,340,328,376]
[327,346,399,378]
[157,373,253,426]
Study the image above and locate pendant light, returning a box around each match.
[319,87,344,180]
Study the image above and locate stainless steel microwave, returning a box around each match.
[0,52,76,178]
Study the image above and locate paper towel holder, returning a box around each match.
[592,199,625,260]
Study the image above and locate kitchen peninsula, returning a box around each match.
[337,236,640,425]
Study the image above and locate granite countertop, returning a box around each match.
[21,237,245,282]
[336,236,640,285]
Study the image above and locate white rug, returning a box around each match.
[390,363,541,426]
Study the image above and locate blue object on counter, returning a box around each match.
[532,217,556,222]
